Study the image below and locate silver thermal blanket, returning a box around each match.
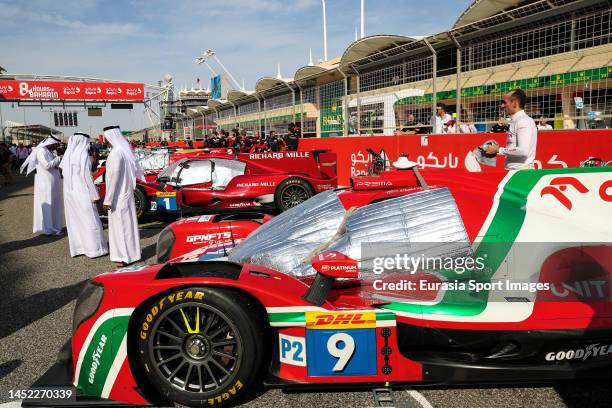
[230,187,470,277]
[228,190,347,274]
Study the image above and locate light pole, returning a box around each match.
[195,54,218,77]
[360,0,365,39]
[321,0,328,61]
[195,49,243,91]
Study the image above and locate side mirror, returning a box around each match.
[311,251,358,279]
[303,251,359,306]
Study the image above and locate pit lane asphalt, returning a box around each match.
[1,175,611,408]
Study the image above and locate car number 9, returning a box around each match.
[327,333,355,372]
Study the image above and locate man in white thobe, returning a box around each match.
[60,133,108,258]
[21,135,64,235]
[102,126,143,265]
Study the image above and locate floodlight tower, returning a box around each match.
[321,0,328,61]
[195,49,243,90]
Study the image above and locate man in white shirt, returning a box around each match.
[486,89,537,169]
[434,103,452,134]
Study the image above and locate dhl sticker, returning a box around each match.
[305,311,376,329]
[156,192,177,197]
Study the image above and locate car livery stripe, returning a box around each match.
[267,307,396,327]
[74,308,134,398]
[101,334,128,398]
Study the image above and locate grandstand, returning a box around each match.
[178,0,612,139]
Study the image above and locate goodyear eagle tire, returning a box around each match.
[134,187,148,221]
[137,287,265,407]
[274,178,314,212]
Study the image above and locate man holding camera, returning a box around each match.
[486,89,537,169]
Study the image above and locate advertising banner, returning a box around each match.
[0,80,145,101]
[299,130,612,186]
[211,75,222,100]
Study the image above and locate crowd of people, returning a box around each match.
[395,102,554,136]
[0,142,33,186]
[151,123,301,152]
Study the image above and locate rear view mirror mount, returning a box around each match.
[303,251,359,305]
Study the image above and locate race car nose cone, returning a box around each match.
[185,336,208,359]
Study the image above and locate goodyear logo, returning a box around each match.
[156,191,176,197]
[305,311,376,329]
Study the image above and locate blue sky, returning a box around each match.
[0,0,472,135]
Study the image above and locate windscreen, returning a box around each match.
[157,159,184,182]
[137,149,170,171]
[179,160,213,186]
[212,159,246,189]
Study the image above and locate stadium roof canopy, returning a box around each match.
[5,124,62,143]
[340,35,424,72]
[255,77,293,93]
[207,99,228,109]
[294,66,329,81]
[227,89,254,102]
[454,0,529,28]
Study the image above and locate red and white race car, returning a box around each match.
[95,150,337,220]
[30,165,612,408]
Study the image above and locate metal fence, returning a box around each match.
[185,3,611,139]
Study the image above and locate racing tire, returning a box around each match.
[137,287,266,408]
[274,177,314,212]
[134,187,148,221]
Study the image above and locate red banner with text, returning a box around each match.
[299,130,612,186]
[0,80,145,101]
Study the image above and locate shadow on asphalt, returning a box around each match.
[0,233,64,256]
[0,359,22,381]
[0,280,87,340]
[0,193,33,201]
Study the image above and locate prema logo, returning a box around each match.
[545,343,612,361]
[355,180,393,188]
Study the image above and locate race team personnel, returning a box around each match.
[486,89,538,169]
